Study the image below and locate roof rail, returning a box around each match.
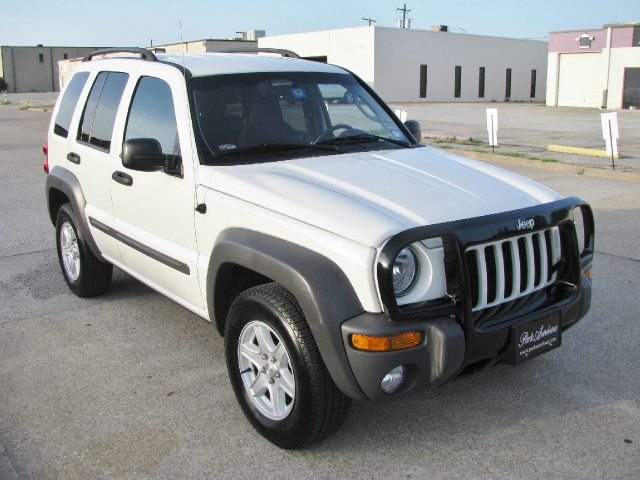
[84,47,158,62]
[218,48,300,59]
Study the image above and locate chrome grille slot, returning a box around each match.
[466,227,561,312]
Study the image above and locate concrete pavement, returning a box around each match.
[0,104,639,479]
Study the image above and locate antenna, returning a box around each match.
[179,20,187,72]
[362,16,377,26]
[396,3,411,28]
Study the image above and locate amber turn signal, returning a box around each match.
[351,331,423,351]
[584,269,592,280]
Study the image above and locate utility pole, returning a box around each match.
[362,16,377,26]
[396,3,411,28]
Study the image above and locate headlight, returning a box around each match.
[392,247,418,296]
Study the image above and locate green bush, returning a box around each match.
[0,77,7,91]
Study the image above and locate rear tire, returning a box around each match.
[225,283,351,449]
[55,203,112,297]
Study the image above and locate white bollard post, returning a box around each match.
[486,108,498,153]
[600,112,619,170]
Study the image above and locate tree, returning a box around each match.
[0,77,8,91]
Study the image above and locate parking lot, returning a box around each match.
[1,104,639,479]
[391,102,640,171]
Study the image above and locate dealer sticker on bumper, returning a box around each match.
[506,313,561,364]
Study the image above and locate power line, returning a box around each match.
[396,3,411,29]
[362,16,377,26]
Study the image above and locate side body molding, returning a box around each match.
[45,166,102,259]
[207,228,367,400]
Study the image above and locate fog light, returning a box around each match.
[381,365,406,394]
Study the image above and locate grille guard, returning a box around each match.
[376,196,595,325]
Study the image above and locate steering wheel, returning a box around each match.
[313,124,356,143]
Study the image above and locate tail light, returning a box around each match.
[42,142,49,174]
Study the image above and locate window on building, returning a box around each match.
[505,68,512,99]
[125,76,181,156]
[577,33,594,49]
[78,71,129,151]
[419,64,428,98]
[63,53,68,60]
[53,72,90,138]
[454,66,462,98]
[38,53,44,63]
[530,69,537,98]
[478,67,486,98]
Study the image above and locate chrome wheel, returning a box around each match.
[237,320,296,421]
[60,221,80,281]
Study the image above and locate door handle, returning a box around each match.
[112,170,133,186]
[67,152,81,164]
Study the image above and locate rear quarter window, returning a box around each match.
[77,71,129,152]
[53,72,90,138]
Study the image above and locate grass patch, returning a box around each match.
[19,102,54,112]
[438,144,452,149]
[472,148,488,153]
[454,139,482,146]
[497,151,525,158]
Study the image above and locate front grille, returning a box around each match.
[465,226,562,314]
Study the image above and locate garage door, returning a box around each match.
[558,53,603,108]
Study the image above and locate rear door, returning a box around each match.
[67,70,130,261]
[109,73,202,309]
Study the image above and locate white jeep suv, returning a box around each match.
[44,48,594,448]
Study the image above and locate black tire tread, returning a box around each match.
[229,282,351,448]
[56,203,112,297]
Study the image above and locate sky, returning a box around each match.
[1,0,638,47]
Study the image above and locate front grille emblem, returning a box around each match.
[516,218,535,231]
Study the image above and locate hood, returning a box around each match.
[203,147,562,247]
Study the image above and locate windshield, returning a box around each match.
[190,71,413,164]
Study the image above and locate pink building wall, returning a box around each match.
[611,26,635,47]
[549,29,605,53]
[549,26,637,53]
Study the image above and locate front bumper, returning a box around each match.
[340,197,594,400]
[341,271,591,400]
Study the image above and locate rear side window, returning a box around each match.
[78,71,129,152]
[124,76,181,155]
[53,72,89,138]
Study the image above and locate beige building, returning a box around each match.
[0,45,103,93]
[546,23,640,109]
[259,26,548,103]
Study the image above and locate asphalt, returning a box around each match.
[390,102,640,172]
[0,105,639,479]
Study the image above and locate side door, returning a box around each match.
[110,74,203,309]
[65,70,130,261]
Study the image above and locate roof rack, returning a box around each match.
[218,48,300,59]
[84,47,158,62]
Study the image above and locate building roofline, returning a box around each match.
[1,45,106,49]
[550,22,639,34]
[152,38,258,47]
[261,25,547,44]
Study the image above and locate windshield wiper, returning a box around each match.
[317,133,410,148]
[218,143,337,157]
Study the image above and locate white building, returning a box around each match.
[259,26,548,103]
[546,23,640,109]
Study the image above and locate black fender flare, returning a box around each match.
[207,228,367,400]
[45,166,102,259]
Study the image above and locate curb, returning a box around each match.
[448,148,640,182]
[548,144,619,160]
[0,441,19,480]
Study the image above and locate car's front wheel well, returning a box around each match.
[213,263,272,335]
[48,188,70,226]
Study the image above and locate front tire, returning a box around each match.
[225,283,351,449]
[55,203,112,297]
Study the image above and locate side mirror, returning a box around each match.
[122,138,164,171]
[404,120,422,142]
